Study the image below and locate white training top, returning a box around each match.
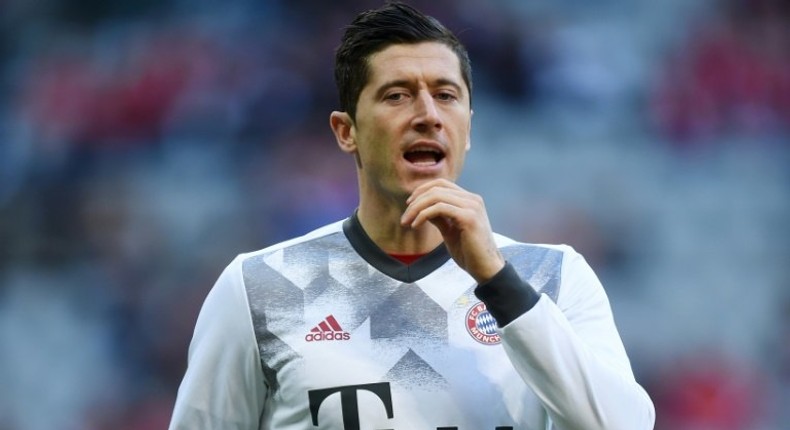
[169,214,655,430]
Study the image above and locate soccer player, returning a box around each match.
[169,3,656,429]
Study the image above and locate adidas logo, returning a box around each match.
[305,315,351,342]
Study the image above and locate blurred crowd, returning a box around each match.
[0,0,787,429]
[650,0,790,143]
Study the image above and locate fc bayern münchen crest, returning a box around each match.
[465,302,501,345]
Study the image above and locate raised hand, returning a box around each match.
[401,179,505,283]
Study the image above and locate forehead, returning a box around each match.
[365,42,464,88]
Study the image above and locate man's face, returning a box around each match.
[339,42,472,204]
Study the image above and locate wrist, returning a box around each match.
[471,253,505,284]
[474,262,540,327]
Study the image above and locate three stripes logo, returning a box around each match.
[305,315,351,342]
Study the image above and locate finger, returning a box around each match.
[406,178,463,204]
[409,201,477,230]
[401,188,481,227]
[427,213,453,236]
[411,202,460,230]
[402,192,483,229]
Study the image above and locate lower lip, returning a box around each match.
[404,158,444,173]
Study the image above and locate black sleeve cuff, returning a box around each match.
[473,262,540,327]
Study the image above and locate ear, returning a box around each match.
[330,111,356,154]
[465,109,473,151]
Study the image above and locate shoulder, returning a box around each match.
[235,219,347,264]
[493,232,580,259]
[492,233,588,303]
[219,219,349,294]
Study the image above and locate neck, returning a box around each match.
[356,197,444,255]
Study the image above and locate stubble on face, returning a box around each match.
[350,42,472,207]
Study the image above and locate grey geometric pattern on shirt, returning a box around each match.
[243,253,303,393]
[383,349,448,390]
[502,244,562,302]
[242,233,564,393]
[370,282,448,343]
[242,232,406,390]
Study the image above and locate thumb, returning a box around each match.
[429,216,454,236]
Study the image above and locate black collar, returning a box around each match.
[342,211,451,283]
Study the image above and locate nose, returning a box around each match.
[411,90,442,132]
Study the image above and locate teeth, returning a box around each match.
[408,147,441,154]
[404,148,443,164]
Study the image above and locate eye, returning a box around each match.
[384,92,408,102]
[435,91,458,102]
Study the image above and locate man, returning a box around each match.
[169,2,655,429]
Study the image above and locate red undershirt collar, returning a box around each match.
[388,253,427,265]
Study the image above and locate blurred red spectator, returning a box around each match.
[18,24,218,151]
[650,0,790,143]
[649,350,770,430]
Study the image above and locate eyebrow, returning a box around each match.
[374,78,465,100]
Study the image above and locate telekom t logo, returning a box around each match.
[307,382,514,429]
[308,382,393,430]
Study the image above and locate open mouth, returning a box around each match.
[404,147,445,166]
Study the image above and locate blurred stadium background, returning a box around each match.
[0,0,787,429]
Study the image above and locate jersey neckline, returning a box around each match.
[342,211,451,283]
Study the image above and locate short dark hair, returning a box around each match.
[334,1,472,121]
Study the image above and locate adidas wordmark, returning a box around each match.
[305,315,351,342]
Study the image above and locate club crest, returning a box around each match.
[465,302,501,345]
